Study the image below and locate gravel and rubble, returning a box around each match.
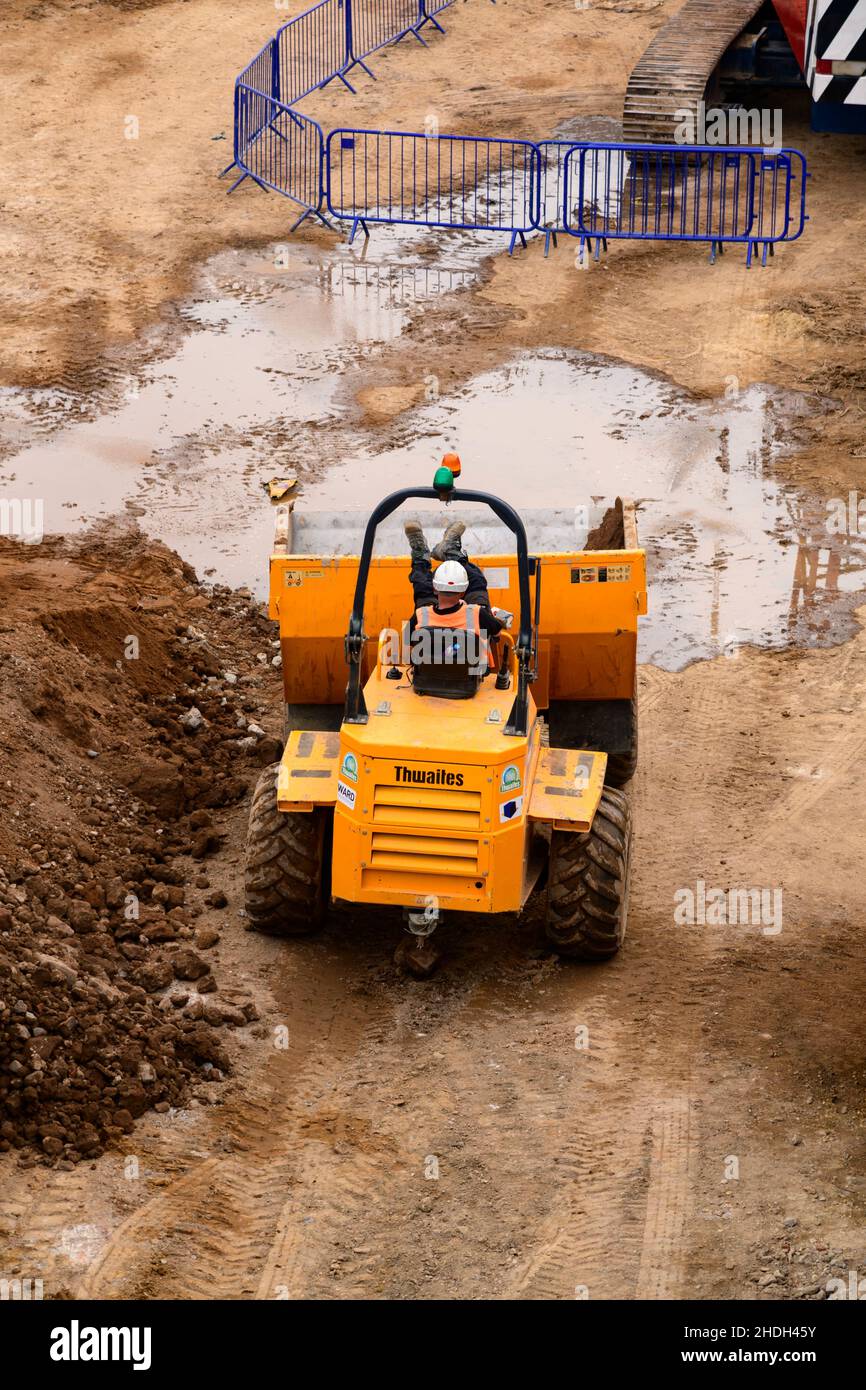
[0,527,281,1165]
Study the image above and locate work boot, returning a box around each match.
[431,519,466,562]
[404,519,430,563]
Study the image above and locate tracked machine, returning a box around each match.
[624,0,866,142]
[244,461,647,968]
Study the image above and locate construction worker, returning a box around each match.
[404,518,505,661]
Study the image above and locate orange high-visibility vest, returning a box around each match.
[415,603,488,668]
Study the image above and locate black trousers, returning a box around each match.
[409,556,490,610]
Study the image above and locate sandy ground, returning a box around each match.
[2,0,866,1301]
[4,0,865,485]
[3,570,865,1300]
[1,0,666,390]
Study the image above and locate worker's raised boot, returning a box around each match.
[404,520,430,564]
[431,519,466,562]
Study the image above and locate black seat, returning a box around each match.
[411,628,485,700]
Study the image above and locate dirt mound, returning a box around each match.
[0,530,283,1167]
[586,499,625,551]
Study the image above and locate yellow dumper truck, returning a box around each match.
[245,460,646,964]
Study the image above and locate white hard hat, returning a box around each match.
[433,560,469,594]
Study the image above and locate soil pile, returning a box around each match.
[0,528,283,1166]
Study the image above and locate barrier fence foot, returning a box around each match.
[348,218,370,246]
[400,23,429,46]
[342,57,377,86]
[226,171,250,194]
[746,241,754,268]
[762,241,772,267]
[543,229,558,258]
[219,160,238,178]
[417,15,446,34]
[508,231,527,256]
[289,207,334,234]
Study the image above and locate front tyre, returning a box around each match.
[544,786,631,960]
[244,763,330,935]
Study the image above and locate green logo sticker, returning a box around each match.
[500,764,521,794]
[341,752,358,783]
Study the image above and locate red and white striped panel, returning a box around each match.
[804,0,866,103]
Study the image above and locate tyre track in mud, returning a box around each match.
[749,639,866,852]
[77,948,393,1299]
[17,668,734,1303]
[255,895,709,1301]
[499,962,701,1301]
[1,1168,101,1293]
[254,966,502,1299]
[634,1096,695,1300]
[8,631,866,1300]
[504,995,651,1301]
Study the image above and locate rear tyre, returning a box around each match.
[285,703,343,735]
[245,762,330,935]
[545,685,639,788]
[605,692,638,788]
[544,786,631,960]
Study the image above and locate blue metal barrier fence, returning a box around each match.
[563,143,808,266]
[275,0,347,105]
[227,1,808,262]
[233,86,325,230]
[326,129,538,243]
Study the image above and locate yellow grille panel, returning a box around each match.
[372,833,477,859]
[369,855,477,877]
[372,783,482,832]
[370,830,480,878]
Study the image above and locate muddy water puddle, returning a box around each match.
[303,352,864,667]
[0,229,485,580]
[1,234,863,669]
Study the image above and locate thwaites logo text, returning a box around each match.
[394,766,465,787]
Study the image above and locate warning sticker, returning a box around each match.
[571,564,632,584]
[336,781,356,810]
[499,795,524,823]
[283,569,325,588]
[482,567,510,591]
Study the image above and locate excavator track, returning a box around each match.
[623,0,764,145]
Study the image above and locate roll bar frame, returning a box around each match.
[342,486,535,737]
